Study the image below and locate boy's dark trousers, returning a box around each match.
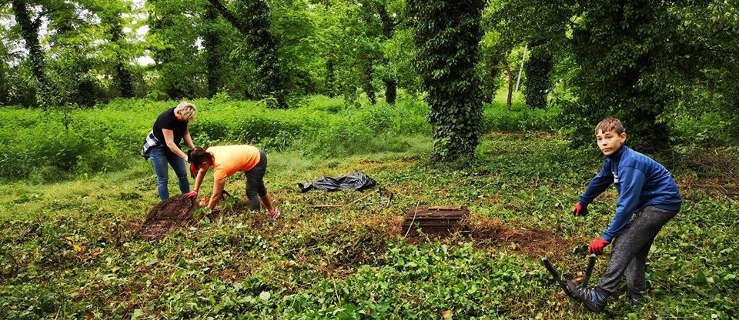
[597,206,678,296]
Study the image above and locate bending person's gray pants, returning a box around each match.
[597,206,677,295]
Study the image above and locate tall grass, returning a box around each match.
[0,94,431,182]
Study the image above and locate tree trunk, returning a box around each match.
[325,55,336,97]
[12,0,50,107]
[360,60,376,105]
[109,19,134,98]
[514,43,527,92]
[505,62,513,110]
[383,78,396,105]
[208,0,286,108]
[376,2,397,105]
[204,4,222,98]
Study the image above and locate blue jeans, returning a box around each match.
[150,146,190,200]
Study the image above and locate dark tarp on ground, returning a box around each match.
[298,172,377,193]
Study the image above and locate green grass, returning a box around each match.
[1,129,736,319]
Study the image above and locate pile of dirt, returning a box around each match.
[137,195,199,240]
[399,206,568,257]
[469,219,568,258]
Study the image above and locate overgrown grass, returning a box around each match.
[0,94,431,182]
[0,128,735,319]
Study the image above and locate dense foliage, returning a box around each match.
[523,46,553,109]
[0,95,433,182]
[0,101,735,318]
[408,0,485,162]
[2,0,737,157]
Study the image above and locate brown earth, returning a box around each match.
[137,195,200,240]
[137,194,246,240]
[398,206,570,258]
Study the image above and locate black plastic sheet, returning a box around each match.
[298,172,377,193]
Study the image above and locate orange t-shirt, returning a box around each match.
[207,145,261,180]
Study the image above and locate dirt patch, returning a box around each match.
[469,218,569,258]
[398,210,569,258]
[137,195,199,240]
[137,193,248,240]
[677,177,738,200]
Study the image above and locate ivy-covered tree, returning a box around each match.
[523,46,553,109]
[208,0,287,108]
[11,0,50,107]
[408,0,485,162]
[566,0,717,152]
[203,4,224,98]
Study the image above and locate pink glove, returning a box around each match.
[268,209,280,220]
[589,237,609,255]
[184,191,198,198]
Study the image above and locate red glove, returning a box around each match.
[189,163,198,178]
[573,203,588,216]
[184,191,198,198]
[589,237,609,254]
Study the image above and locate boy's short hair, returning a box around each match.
[595,117,625,135]
[175,101,196,121]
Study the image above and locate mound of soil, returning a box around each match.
[399,206,568,257]
[138,195,199,240]
[470,219,567,258]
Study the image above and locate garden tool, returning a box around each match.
[541,254,597,297]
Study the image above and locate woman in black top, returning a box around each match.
[141,102,197,200]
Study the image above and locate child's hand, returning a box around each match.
[572,203,589,216]
[588,238,609,254]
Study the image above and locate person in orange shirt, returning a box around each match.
[185,145,280,219]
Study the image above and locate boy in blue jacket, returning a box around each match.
[568,117,681,312]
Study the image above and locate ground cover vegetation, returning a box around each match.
[1,0,737,318]
[0,96,737,319]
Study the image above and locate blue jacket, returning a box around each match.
[580,146,681,241]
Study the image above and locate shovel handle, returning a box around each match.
[541,257,568,293]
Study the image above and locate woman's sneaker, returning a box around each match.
[268,209,281,220]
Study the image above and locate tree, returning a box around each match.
[96,2,135,98]
[203,3,224,98]
[566,0,712,152]
[523,46,553,109]
[489,0,574,108]
[147,0,206,99]
[11,0,50,107]
[208,0,287,108]
[408,0,485,162]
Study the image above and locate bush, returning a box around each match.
[482,102,560,132]
[0,95,431,182]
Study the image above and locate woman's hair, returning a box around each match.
[175,101,196,122]
[595,116,625,135]
[189,148,212,167]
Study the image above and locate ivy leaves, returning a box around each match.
[408,0,485,162]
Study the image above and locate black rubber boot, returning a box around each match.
[566,281,609,313]
[626,290,643,306]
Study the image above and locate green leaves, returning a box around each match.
[408,0,485,162]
